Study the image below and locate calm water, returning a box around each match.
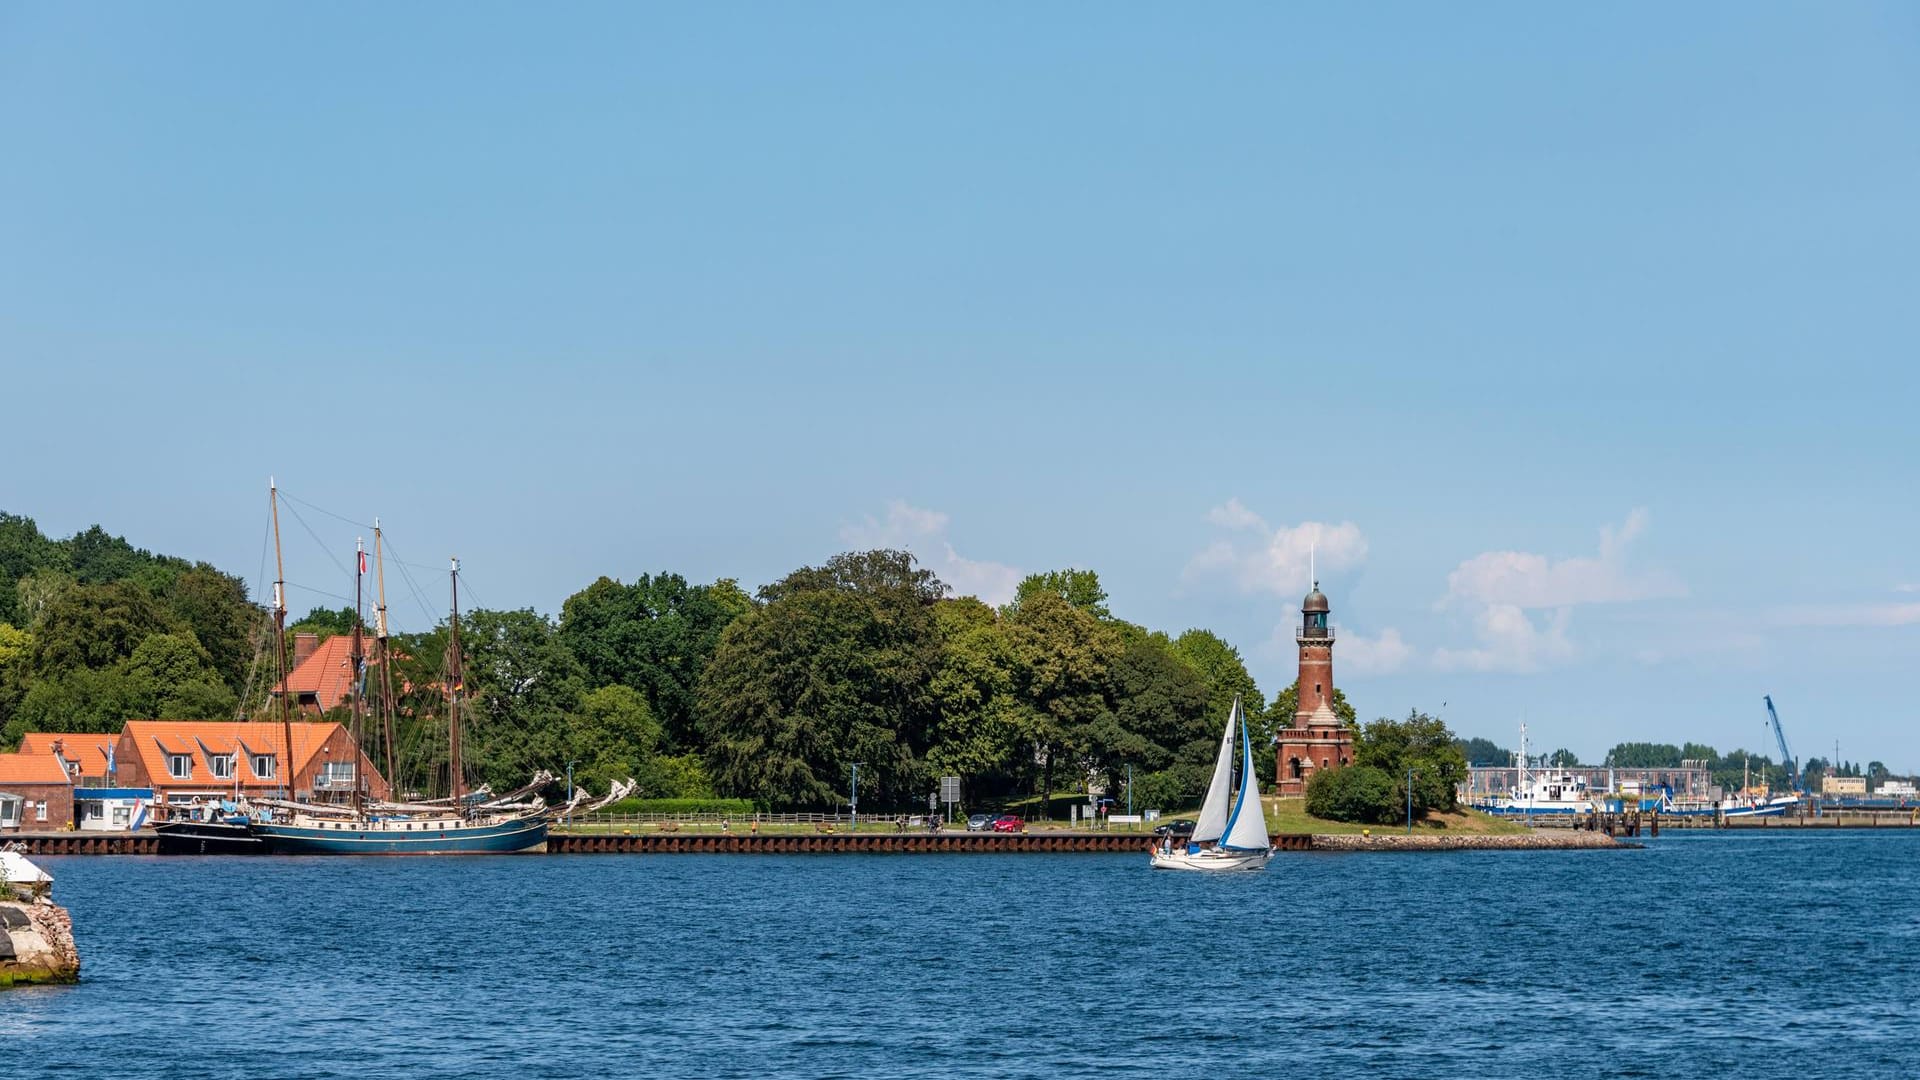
[10,832,1920,1079]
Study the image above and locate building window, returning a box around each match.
[252,754,275,779]
[209,754,234,780]
[168,753,193,779]
[325,762,355,787]
[0,796,19,828]
[35,801,48,822]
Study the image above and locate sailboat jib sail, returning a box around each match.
[1190,697,1240,844]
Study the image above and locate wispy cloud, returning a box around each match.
[1433,605,1574,673]
[840,500,1023,606]
[1440,508,1683,610]
[1185,498,1367,598]
[1896,583,1920,595]
[1432,510,1678,672]
[1340,626,1415,676]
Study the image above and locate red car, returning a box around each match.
[991,815,1025,833]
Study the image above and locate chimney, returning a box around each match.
[294,633,320,669]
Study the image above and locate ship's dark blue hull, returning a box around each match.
[254,816,548,855]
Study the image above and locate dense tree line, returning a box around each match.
[2,513,1292,812]
[1307,711,1468,824]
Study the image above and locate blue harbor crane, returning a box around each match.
[1764,695,1803,794]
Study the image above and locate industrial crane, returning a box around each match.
[1764,694,1803,794]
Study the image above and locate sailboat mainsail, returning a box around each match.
[1220,705,1269,851]
[1190,697,1240,845]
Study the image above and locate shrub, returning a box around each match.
[1305,765,1401,825]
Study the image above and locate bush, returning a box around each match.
[598,797,756,817]
[1305,765,1401,825]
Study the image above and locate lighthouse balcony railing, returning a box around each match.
[1295,626,1335,643]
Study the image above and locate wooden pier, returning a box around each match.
[6,832,159,856]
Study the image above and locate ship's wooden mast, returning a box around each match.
[447,557,465,816]
[373,522,396,800]
[351,537,366,818]
[270,479,294,800]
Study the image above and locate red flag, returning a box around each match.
[359,551,368,574]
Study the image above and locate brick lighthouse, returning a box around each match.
[1274,576,1354,797]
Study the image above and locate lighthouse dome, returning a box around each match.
[1303,586,1329,613]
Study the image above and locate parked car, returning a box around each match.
[1153,819,1196,838]
[991,815,1025,833]
[966,813,993,832]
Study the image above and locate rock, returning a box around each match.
[2,848,79,988]
[1310,830,1627,852]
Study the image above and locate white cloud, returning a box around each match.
[1895,583,1920,594]
[1340,627,1414,676]
[839,501,1023,606]
[1185,499,1368,598]
[1440,508,1682,610]
[1432,604,1574,673]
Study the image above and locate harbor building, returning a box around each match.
[1274,580,1353,797]
[107,721,391,810]
[0,752,73,831]
[1821,775,1867,797]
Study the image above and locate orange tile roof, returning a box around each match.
[18,732,117,777]
[0,752,72,786]
[120,720,349,788]
[276,634,375,713]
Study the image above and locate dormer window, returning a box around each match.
[252,754,276,779]
[208,754,235,780]
[167,753,193,779]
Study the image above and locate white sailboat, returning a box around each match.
[1151,696,1273,872]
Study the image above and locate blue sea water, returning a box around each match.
[9,831,1920,1079]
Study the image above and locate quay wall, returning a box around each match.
[5,829,1631,856]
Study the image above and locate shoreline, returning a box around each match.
[9,828,1633,855]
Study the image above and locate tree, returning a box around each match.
[1454,736,1509,766]
[557,573,752,750]
[457,607,584,794]
[1546,747,1582,768]
[1097,632,1209,797]
[698,552,945,808]
[565,684,662,791]
[1167,629,1270,782]
[1604,742,1684,768]
[30,580,183,674]
[162,565,259,693]
[1680,742,1719,768]
[1306,764,1400,824]
[0,513,70,626]
[288,606,358,637]
[1353,710,1468,817]
[1005,569,1109,618]
[1004,589,1123,815]
[927,598,1029,793]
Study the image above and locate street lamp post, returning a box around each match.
[849,762,863,832]
[565,759,578,827]
[1406,768,1419,834]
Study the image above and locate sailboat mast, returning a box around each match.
[373,521,396,801]
[270,479,294,800]
[351,537,366,818]
[447,557,465,815]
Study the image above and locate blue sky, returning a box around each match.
[3,4,1916,767]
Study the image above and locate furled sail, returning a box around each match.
[1190,697,1241,844]
[1220,707,1269,851]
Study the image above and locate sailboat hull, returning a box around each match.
[1149,847,1273,872]
[255,815,549,855]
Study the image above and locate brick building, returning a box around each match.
[0,752,74,830]
[109,720,390,808]
[1274,580,1354,797]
